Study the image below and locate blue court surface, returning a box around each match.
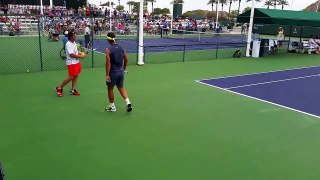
[197,66,320,118]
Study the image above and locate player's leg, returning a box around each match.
[70,63,81,96]
[105,74,117,112]
[106,86,116,112]
[116,74,132,112]
[56,76,73,97]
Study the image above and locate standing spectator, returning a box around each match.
[277,27,285,47]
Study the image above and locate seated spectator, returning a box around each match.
[124,23,130,35]
[118,23,124,34]
[309,35,320,54]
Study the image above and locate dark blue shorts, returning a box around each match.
[106,72,124,87]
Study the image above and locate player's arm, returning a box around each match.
[106,48,111,79]
[66,43,85,58]
[69,52,85,59]
[123,50,128,71]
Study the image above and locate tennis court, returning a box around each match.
[198,65,320,118]
[2,52,320,180]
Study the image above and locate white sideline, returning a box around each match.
[196,66,320,119]
[196,80,320,119]
[225,74,320,90]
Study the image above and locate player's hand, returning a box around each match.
[78,52,86,58]
[106,76,111,82]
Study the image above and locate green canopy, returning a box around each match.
[237,8,320,27]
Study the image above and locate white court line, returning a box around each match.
[226,74,320,90]
[195,80,320,119]
[196,65,320,81]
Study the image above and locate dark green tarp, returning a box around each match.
[237,8,320,27]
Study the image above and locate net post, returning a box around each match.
[137,0,144,65]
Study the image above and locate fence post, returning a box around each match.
[183,44,186,62]
[91,16,94,68]
[216,44,219,59]
[287,25,292,53]
[38,19,43,71]
[143,47,146,64]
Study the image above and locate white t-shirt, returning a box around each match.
[65,41,79,65]
[85,26,90,34]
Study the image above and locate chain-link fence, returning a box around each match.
[0,14,138,74]
[3,14,301,74]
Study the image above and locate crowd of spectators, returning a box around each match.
[0,3,229,37]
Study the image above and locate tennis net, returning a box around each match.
[160,29,247,44]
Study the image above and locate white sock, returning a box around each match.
[125,98,131,105]
[110,103,115,107]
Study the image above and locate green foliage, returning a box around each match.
[152,8,171,15]
[242,6,251,13]
[131,2,148,14]
[171,0,184,4]
[207,0,218,5]
[183,10,206,18]
[229,10,239,19]
[116,5,125,11]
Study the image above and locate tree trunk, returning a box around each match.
[152,2,154,13]
[229,1,232,14]
[216,2,218,19]
[212,3,214,12]
[238,0,241,14]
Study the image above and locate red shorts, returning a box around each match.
[67,63,82,76]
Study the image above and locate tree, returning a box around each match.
[220,0,227,11]
[272,0,277,9]
[171,0,184,4]
[131,2,148,14]
[228,0,236,15]
[228,10,239,19]
[116,5,124,11]
[207,0,218,12]
[182,10,207,18]
[264,0,273,9]
[161,8,170,16]
[277,0,289,10]
[152,8,170,16]
[127,1,135,14]
[243,6,251,13]
[153,8,162,15]
[131,2,140,14]
[238,0,261,13]
[101,1,115,7]
[237,0,242,14]
[146,0,156,13]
